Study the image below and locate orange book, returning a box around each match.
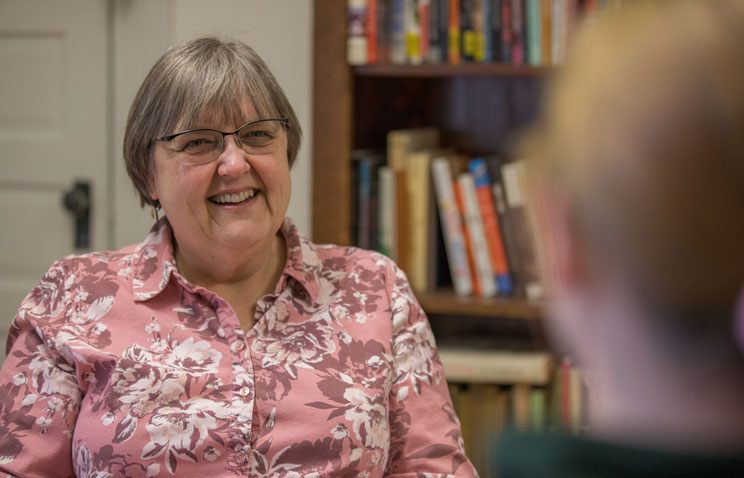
[448,0,461,64]
[367,0,378,63]
[453,179,481,296]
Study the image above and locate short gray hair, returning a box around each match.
[124,36,302,207]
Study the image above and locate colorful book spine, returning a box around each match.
[540,0,552,65]
[419,0,431,61]
[457,173,497,297]
[460,0,476,61]
[448,0,461,63]
[390,0,407,63]
[525,0,542,65]
[405,0,423,64]
[429,0,448,62]
[510,0,525,64]
[501,0,512,62]
[367,0,379,63]
[348,0,368,65]
[469,158,513,294]
[431,158,473,296]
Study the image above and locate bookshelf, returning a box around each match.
[312,0,547,320]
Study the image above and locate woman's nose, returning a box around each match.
[216,135,251,176]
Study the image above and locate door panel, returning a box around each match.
[0,0,109,361]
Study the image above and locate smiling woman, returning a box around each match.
[0,37,477,477]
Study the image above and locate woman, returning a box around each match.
[497,0,744,476]
[0,37,476,477]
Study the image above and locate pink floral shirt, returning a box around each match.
[0,218,476,478]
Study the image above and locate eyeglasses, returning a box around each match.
[157,118,289,164]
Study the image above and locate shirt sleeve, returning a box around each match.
[384,263,479,478]
[0,260,80,478]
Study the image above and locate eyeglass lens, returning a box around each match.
[171,120,285,163]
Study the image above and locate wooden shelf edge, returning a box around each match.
[416,289,543,319]
[353,62,553,78]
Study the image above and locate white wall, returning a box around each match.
[113,0,313,248]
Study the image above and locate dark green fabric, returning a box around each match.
[495,430,744,478]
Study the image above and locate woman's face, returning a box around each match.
[148,102,291,260]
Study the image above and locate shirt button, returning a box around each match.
[239,387,250,397]
[235,341,245,351]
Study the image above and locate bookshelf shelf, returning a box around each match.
[417,290,542,319]
[353,63,553,78]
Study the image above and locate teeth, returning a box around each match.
[211,189,256,204]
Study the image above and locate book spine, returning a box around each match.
[378,166,396,259]
[419,0,431,61]
[367,0,379,63]
[358,158,373,249]
[540,0,551,65]
[395,169,411,270]
[390,0,407,63]
[431,158,473,296]
[453,179,482,296]
[458,173,497,297]
[481,0,491,62]
[348,0,369,65]
[405,0,423,64]
[501,0,512,62]
[550,0,564,64]
[448,0,461,63]
[489,0,502,62]
[406,152,432,292]
[525,0,541,65]
[510,0,524,64]
[460,0,475,61]
[469,158,513,294]
[473,0,487,62]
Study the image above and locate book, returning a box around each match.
[367,0,380,63]
[511,382,531,431]
[469,157,513,295]
[525,0,542,65]
[377,166,396,259]
[429,0,448,62]
[438,347,553,384]
[540,0,552,65]
[418,0,431,61]
[457,173,497,297]
[448,0,461,63]
[453,178,483,296]
[404,149,442,291]
[500,159,543,300]
[460,0,476,62]
[395,169,411,271]
[348,0,368,65]
[500,0,512,62]
[390,0,407,63]
[352,150,385,250]
[489,0,503,62]
[386,127,439,171]
[473,0,487,62]
[431,157,474,296]
[405,0,423,64]
[510,0,525,64]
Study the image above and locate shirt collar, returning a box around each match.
[130,217,320,304]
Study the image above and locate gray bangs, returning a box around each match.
[157,43,280,135]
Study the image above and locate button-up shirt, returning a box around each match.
[0,218,477,477]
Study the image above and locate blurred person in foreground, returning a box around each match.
[0,37,476,477]
[497,0,744,476]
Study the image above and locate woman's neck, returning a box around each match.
[173,231,287,330]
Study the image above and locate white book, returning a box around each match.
[431,158,473,296]
[438,347,553,384]
[457,172,497,297]
[378,166,396,260]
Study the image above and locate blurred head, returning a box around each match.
[124,36,302,208]
[528,0,744,359]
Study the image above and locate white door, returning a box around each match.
[0,0,109,361]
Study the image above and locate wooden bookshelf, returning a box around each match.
[312,0,547,320]
[354,63,553,78]
[417,290,542,319]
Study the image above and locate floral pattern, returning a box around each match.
[0,218,476,477]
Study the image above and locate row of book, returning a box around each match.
[347,0,624,66]
[441,349,587,476]
[350,127,542,299]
